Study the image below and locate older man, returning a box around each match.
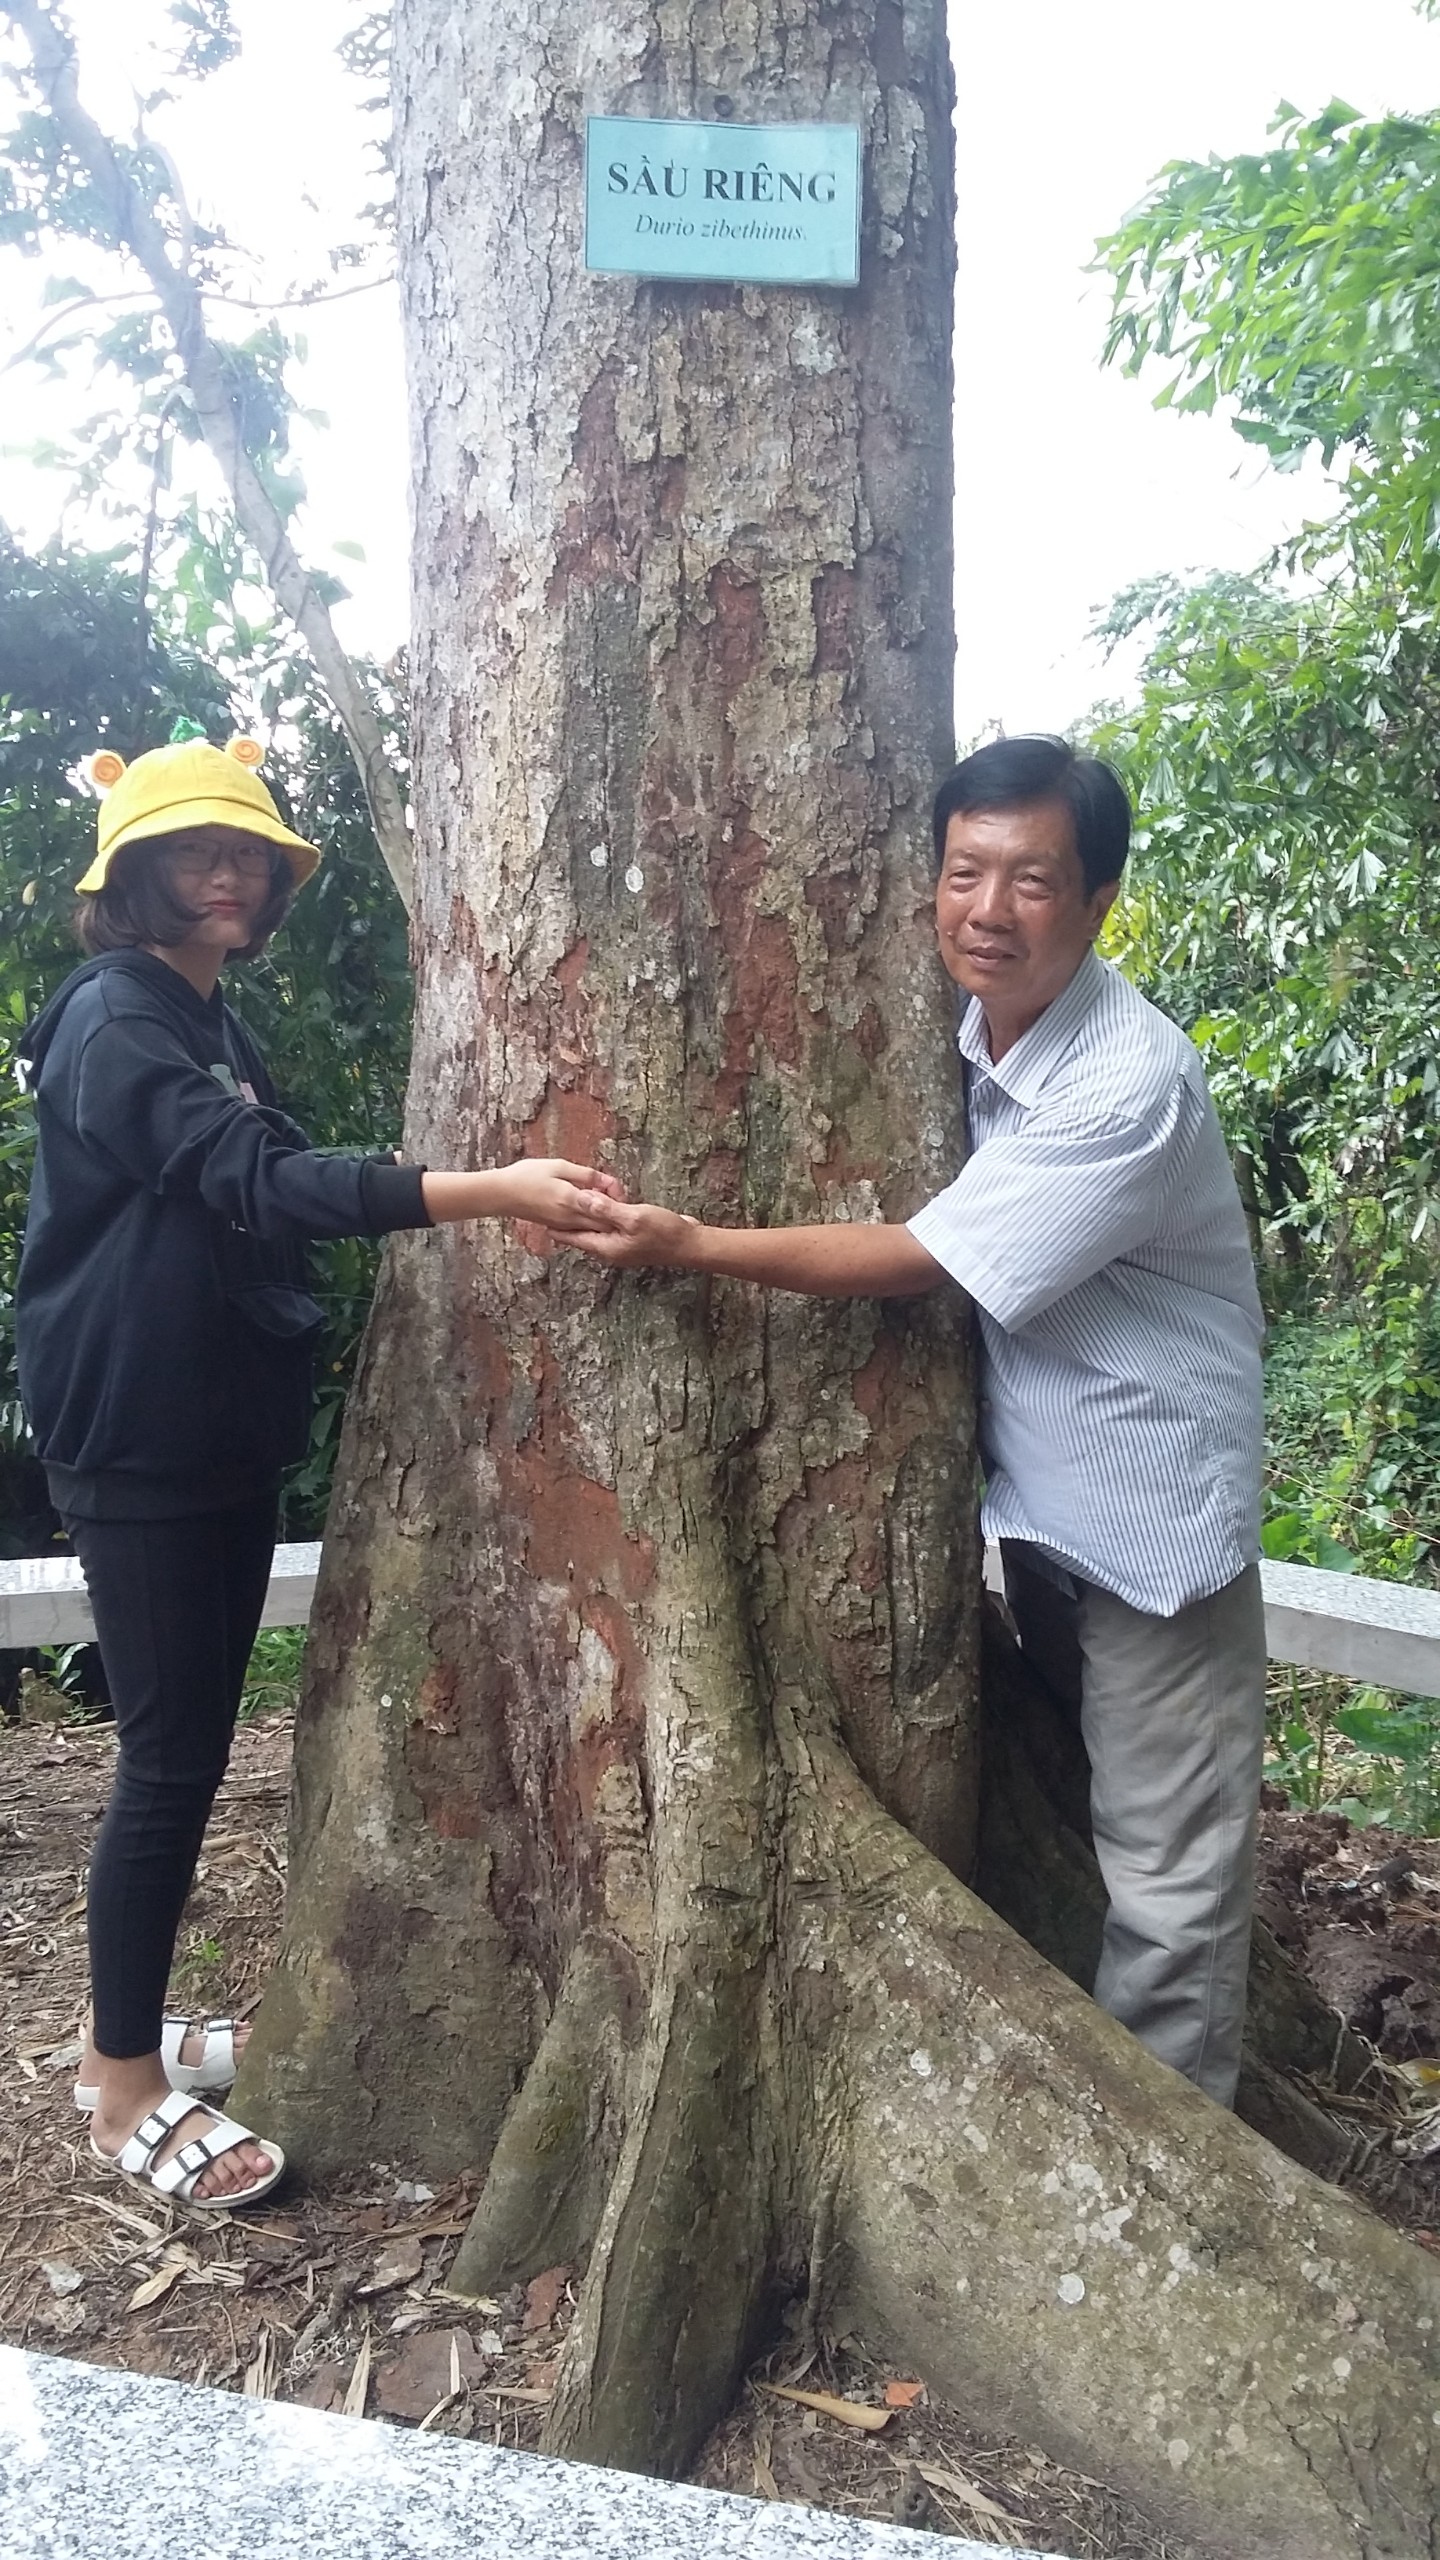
[569,734,1266,2107]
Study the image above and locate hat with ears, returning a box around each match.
[76,734,321,893]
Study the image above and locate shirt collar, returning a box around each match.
[957,944,1108,1106]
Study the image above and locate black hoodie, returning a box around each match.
[17,951,429,1519]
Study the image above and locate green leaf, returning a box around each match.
[1261,1512,1308,1561]
[1333,1704,1436,1763]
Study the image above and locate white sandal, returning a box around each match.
[74,2016,243,2114]
[91,2088,284,2213]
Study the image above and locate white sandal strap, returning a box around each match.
[149,2109,277,2203]
[80,2017,243,2116]
[115,2088,202,2175]
[99,2091,283,2211]
[159,2017,240,2088]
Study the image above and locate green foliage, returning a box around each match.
[1092,62,1440,1598]
[337,10,395,226]
[1094,64,1440,1824]
[0,524,411,1540]
[231,646,412,1527]
[1089,572,1440,1593]
[160,3,242,89]
[171,1928,226,1996]
[1260,1309,1437,1581]
[1266,1668,1440,1834]
[1101,95,1440,600]
[239,1625,306,1721]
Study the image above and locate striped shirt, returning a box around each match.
[907,946,1263,1615]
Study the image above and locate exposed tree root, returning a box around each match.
[448,1934,635,2294]
[820,1754,1440,2560]
[244,1535,1440,2558]
[423,1694,1440,2556]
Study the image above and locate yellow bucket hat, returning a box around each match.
[77,735,321,893]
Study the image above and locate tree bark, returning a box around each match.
[239,5,1440,2552]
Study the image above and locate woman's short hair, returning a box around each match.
[75,831,294,961]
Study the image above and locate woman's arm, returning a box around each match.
[74,1015,619,1239]
[421,1164,625,1229]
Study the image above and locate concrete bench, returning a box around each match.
[1256,1557,1440,1697]
[0,2344,1056,2560]
[0,1541,322,1650]
[982,1546,1440,1700]
[5,1540,1440,1700]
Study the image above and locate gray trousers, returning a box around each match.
[1002,1543,1267,2107]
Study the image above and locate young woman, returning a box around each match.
[17,733,616,2212]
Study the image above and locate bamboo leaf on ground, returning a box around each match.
[758,2384,892,2432]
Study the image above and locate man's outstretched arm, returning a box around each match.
[563,1194,945,1298]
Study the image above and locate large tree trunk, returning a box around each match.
[237,5,1440,2552]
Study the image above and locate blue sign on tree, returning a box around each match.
[585,117,862,288]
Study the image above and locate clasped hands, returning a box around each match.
[502,1159,697,1270]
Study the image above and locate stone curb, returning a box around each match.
[0,2345,1062,2560]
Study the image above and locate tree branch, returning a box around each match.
[4,0,413,913]
[3,274,397,376]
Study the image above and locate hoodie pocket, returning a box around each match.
[226,1282,325,1343]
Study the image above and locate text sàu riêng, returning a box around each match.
[606,157,838,206]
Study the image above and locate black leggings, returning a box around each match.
[65,1496,278,2059]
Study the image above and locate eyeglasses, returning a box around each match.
[164,840,275,881]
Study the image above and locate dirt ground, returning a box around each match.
[3,1712,1439,2557]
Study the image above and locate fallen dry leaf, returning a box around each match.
[374,2328,487,2423]
[243,2330,277,2399]
[758,2384,892,2433]
[77,2194,166,2242]
[289,2360,345,2413]
[1395,2105,1440,2163]
[358,2237,424,2295]
[915,2461,1029,2526]
[35,2298,85,2339]
[126,2247,197,2312]
[374,2214,470,2244]
[883,2379,925,2409]
[342,2330,372,2418]
[523,2263,570,2331]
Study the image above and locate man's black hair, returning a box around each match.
[75,832,293,961]
[931,735,1131,897]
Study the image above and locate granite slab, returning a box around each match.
[0,1542,321,1647]
[0,2346,1059,2560]
[1259,1557,1440,1698]
[982,1539,1440,1699]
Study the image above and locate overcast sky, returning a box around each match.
[2,0,1438,736]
